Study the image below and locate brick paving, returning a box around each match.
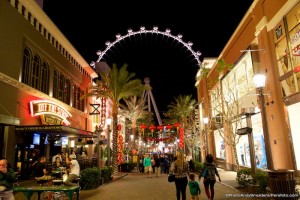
[14,169,249,200]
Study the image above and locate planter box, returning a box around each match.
[247,184,260,194]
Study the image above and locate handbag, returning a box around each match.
[168,174,176,182]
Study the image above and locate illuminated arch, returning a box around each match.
[90,26,201,67]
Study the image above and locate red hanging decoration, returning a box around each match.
[157,125,164,132]
[174,122,180,130]
[132,149,137,155]
[140,123,147,135]
[165,124,173,132]
[179,127,184,148]
[148,125,156,132]
[117,133,124,165]
[117,124,122,131]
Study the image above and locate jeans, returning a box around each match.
[175,176,188,200]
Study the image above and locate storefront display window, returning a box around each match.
[214,129,225,160]
[235,114,267,169]
[287,102,300,170]
[274,3,300,97]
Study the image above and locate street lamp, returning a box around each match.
[253,73,273,169]
[203,117,209,154]
[106,118,112,167]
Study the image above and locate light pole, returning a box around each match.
[203,117,209,155]
[106,118,112,167]
[95,125,103,183]
[253,73,273,169]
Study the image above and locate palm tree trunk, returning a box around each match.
[112,104,119,174]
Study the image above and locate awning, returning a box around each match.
[15,125,97,138]
[0,114,20,126]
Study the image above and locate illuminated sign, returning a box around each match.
[30,100,72,125]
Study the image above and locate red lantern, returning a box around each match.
[140,123,147,136]
[132,149,137,155]
[140,123,147,130]
[117,124,122,131]
[148,125,156,132]
[165,124,173,132]
[157,125,164,132]
[174,122,180,130]
[148,125,156,137]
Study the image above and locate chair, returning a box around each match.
[13,172,20,187]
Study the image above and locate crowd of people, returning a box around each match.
[0,150,222,200]
[137,152,221,200]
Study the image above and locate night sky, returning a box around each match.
[43,1,253,112]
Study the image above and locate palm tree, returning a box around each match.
[119,96,148,137]
[119,96,148,153]
[167,95,197,151]
[84,63,145,174]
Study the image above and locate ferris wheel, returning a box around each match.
[142,77,162,126]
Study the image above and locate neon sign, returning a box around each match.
[30,100,72,125]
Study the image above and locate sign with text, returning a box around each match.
[30,100,72,125]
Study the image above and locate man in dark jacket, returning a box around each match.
[0,159,16,200]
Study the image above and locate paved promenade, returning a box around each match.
[14,168,250,200]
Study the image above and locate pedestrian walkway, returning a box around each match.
[14,169,248,200]
[80,169,248,200]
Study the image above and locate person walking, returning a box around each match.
[199,154,221,200]
[154,155,161,177]
[188,173,201,200]
[0,159,16,200]
[170,151,190,200]
[164,156,170,174]
[139,156,144,173]
[143,154,152,178]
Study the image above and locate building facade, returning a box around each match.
[0,0,102,177]
[196,0,300,176]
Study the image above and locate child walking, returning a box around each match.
[188,173,201,200]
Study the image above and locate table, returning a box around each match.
[13,185,80,200]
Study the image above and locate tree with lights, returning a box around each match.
[83,64,144,174]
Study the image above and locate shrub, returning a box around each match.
[80,167,112,190]
[252,169,269,193]
[236,168,252,188]
[101,166,113,183]
[194,161,203,174]
[80,167,100,190]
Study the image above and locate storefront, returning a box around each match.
[12,97,96,179]
[0,114,20,159]
[273,2,300,172]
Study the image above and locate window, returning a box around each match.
[40,61,49,94]
[58,74,65,101]
[273,3,300,98]
[64,79,71,104]
[53,70,70,105]
[31,55,41,89]
[22,48,50,94]
[72,84,84,111]
[22,48,31,85]
[53,70,58,99]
